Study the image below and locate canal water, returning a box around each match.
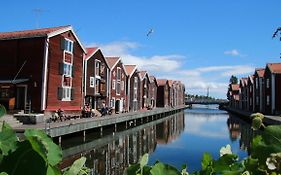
[60,105,258,174]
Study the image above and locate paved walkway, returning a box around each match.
[225,107,281,125]
[9,106,187,137]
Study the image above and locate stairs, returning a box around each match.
[0,114,23,129]
[25,101,31,114]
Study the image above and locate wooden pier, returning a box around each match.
[14,106,187,140]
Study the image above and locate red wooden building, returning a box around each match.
[106,57,128,113]
[0,26,86,115]
[138,71,150,109]
[264,63,281,115]
[124,65,141,112]
[84,47,110,110]
[148,76,158,108]
[156,79,169,107]
[247,75,254,112]
[239,78,248,110]
[228,84,240,109]
[253,68,265,113]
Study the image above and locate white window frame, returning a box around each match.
[62,75,72,87]
[266,79,270,88]
[62,87,71,101]
[111,98,115,108]
[112,79,116,90]
[116,81,121,95]
[95,60,101,78]
[117,67,121,81]
[121,80,124,91]
[95,79,100,94]
[90,77,95,88]
[63,63,72,77]
[64,38,73,54]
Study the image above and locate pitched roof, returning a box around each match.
[85,47,99,60]
[267,63,281,74]
[231,84,240,91]
[167,80,173,87]
[255,68,265,77]
[240,78,248,87]
[248,75,254,84]
[124,65,137,76]
[0,25,69,40]
[149,76,158,86]
[105,57,120,69]
[0,25,86,53]
[138,71,147,80]
[157,79,168,86]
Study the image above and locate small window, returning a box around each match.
[112,80,116,90]
[111,98,115,108]
[95,61,100,77]
[95,79,100,94]
[63,75,71,87]
[266,95,270,105]
[65,39,73,53]
[62,87,71,101]
[121,81,124,91]
[266,79,270,88]
[116,82,121,95]
[90,77,95,88]
[63,63,72,77]
[117,67,121,80]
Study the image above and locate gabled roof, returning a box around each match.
[167,80,173,87]
[0,25,87,53]
[149,76,158,86]
[231,84,240,91]
[240,78,248,87]
[85,47,99,60]
[248,75,254,84]
[105,57,121,69]
[255,68,265,78]
[267,63,281,74]
[124,65,137,77]
[138,71,148,80]
[157,79,168,86]
[85,47,110,69]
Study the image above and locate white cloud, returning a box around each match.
[224,49,240,56]
[87,41,254,99]
[88,41,184,72]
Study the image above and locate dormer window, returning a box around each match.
[61,38,73,53]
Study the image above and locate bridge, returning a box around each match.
[185,98,229,105]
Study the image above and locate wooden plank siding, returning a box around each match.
[45,31,84,113]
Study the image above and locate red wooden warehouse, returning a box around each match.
[0,25,86,115]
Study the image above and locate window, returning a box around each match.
[133,77,138,100]
[110,98,115,108]
[121,81,124,91]
[62,87,71,101]
[95,79,100,94]
[63,63,72,77]
[117,67,121,80]
[266,79,270,88]
[64,39,73,53]
[95,60,100,77]
[90,77,95,88]
[112,80,116,90]
[116,81,121,95]
[266,95,270,105]
[255,78,258,89]
[63,75,71,87]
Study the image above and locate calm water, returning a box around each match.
[60,105,258,174]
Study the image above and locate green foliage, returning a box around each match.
[0,123,88,175]
[128,116,281,175]
[229,75,238,84]
[0,104,6,118]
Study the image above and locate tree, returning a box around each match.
[229,75,238,84]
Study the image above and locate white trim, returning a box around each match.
[47,26,87,53]
[108,57,121,71]
[272,74,275,113]
[61,87,71,101]
[61,75,72,87]
[41,38,49,110]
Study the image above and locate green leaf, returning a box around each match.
[24,129,62,166]
[0,122,18,155]
[252,117,262,130]
[202,152,212,171]
[213,154,238,173]
[0,104,6,118]
[127,164,141,175]
[63,157,86,175]
[47,165,61,175]
[0,172,9,175]
[150,162,181,175]
[140,153,149,168]
[0,140,47,175]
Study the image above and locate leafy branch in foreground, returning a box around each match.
[127,113,281,175]
[0,105,89,175]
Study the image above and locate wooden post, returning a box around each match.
[59,136,62,146]
[100,127,103,137]
[114,123,117,132]
[125,121,128,129]
[83,130,86,142]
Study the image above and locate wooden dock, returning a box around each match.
[14,106,187,139]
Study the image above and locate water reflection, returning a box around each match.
[60,105,260,174]
[61,112,185,175]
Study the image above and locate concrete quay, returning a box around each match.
[224,107,281,125]
[13,106,187,139]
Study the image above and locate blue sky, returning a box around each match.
[1,0,281,98]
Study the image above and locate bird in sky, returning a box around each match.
[146,28,154,37]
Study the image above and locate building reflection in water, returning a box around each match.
[60,112,185,175]
[227,113,260,154]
